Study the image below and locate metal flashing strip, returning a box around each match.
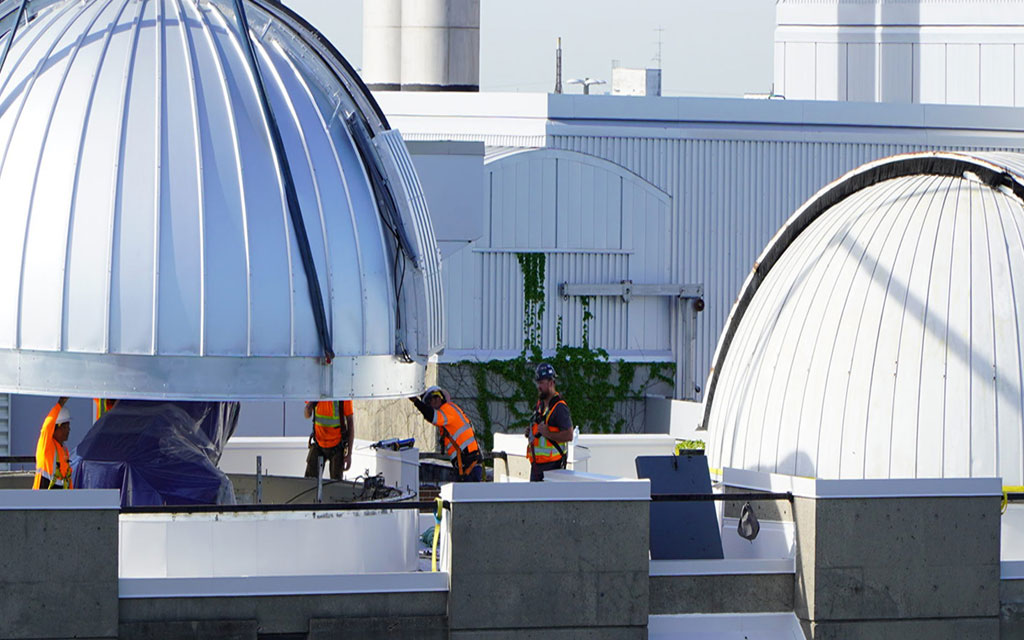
[0,489,120,510]
[1001,561,1024,581]
[648,612,804,638]
[441,476,650,503]
[119,572,449,599]
[649,558,795,577]
[721,468,1002,499]
[0,350,425,400]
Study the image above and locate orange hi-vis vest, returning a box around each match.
[94,398,116,422]
[33,403,73,490]
[528,398,568,465]
[433,402,479,473]
[312,400,353,449]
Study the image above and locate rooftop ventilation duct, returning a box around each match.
[0,0,444,400]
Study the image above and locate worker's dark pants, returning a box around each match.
[457,465,484,482]
[305,444,345,480]
[530,459,565,482]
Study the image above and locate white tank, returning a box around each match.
[706,151,1024,484]
[775,0,1024,106]
[362,0,402,90]
[399,0,479,91]
[0,0,443,400]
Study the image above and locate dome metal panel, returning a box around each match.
[706,151,1024,483]
[0,0,443,399]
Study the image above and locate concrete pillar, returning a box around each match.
[362,0,402,91]
[441,476,650,637]
[0,490,120,639]
[790,479,1001,638]
[400,0,479,91]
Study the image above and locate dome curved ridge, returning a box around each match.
[705,151,1024,483]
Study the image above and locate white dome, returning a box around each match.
[0,0,442,399]
[706,151,1024,483]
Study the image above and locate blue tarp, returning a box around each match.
[72,400,239,507]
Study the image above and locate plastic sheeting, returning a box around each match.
[73,401,240,507]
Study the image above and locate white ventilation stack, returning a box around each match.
[362,0,402,91]
[775,0,1024,106]
[363,0,479,92]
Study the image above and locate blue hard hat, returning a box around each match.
[535,362,556,381]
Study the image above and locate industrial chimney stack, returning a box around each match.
[363,0,480,92]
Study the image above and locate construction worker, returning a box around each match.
[94,398,116,422]
[527,363,574,481]
[303,400,354,479]
[409,386,483,482]
[33,397,74,490]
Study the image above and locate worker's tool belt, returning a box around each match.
[454,449,483,479]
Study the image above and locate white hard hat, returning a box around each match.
[422,386,449,403]
[56,406,71,425]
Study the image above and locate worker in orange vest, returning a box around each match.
[33,397,74,490]
[94,398,117,422]
[527,363,574,481]
[303,400,354,479]
[410,386,483,482]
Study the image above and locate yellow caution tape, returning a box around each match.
[431,497,443,572]
[1002,486,1024,514]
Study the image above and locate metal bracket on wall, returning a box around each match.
[559,281,703,304]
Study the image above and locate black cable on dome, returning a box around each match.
[229,0,334,363]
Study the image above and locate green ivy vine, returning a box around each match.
[463,252,675,449]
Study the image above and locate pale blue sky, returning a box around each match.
[282,0,776,97]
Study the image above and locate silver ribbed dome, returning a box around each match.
[706,152,1024,483]
[0,0,443,399]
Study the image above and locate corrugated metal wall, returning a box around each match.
[443,148,673,360]
[386,95,1024,399]
[544,137,1012,398]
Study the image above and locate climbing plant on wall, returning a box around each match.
[455,252,674,449]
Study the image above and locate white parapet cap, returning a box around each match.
[120,572,449,599]
[0,489,120,510]
[441,473,650,503]
[721,467,1002,499]
[650,558,795,577]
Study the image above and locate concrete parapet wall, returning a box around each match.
[0,491,119,640]
[119,591,447,637]
[450,628,646,639]
[1001,579,1024,637]
[790,490,1001,636]
[442,480,650,635]
[650,573,794,615]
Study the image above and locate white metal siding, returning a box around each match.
[444,149,672,359]
[379,93,1024,397]
[546,137,991,398]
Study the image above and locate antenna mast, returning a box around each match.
[654,26,665,69]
